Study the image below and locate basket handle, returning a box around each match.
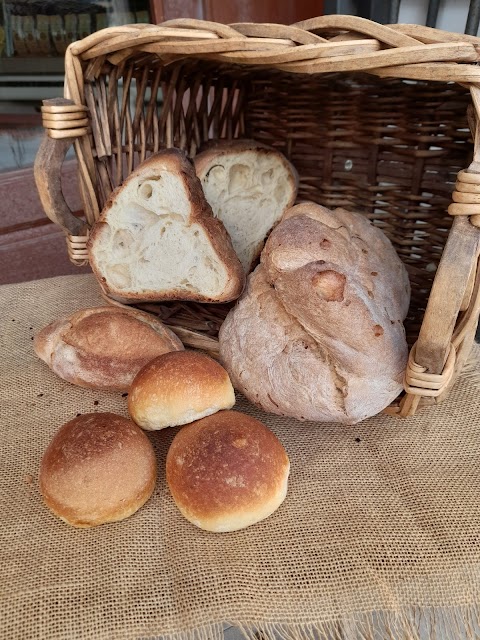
[34,134,86,236]
[34,98,89,237]
[415,215,480,374]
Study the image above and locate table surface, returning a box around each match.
[1,273,480,640]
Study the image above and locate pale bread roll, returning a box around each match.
[194,139,298,273]
[34,306,183,391]
[128,351,235,430]
[166,410,290,532]
[39,413,156,528]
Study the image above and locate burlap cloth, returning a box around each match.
[2,274,480,640]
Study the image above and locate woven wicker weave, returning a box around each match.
[34,15,480,418]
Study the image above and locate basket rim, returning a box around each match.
[60,15,480,86]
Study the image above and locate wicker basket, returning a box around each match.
[34,15,480,418]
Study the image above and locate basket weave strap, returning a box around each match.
[404,342,456,397]
[395,342,457,417]
[66,232,90,266]
[35,98,93,267]
[41,100,89,139]
[447,85,480,227]
[449,170,480,227]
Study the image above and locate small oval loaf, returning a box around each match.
[39,412,157,528]
[34,306,184,391]
[219,203,411,425]
[166,410,290,532]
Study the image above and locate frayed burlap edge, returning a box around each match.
[145,605,480,640]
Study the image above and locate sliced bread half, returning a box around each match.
[194,139,298,273]
[88,149,245,303]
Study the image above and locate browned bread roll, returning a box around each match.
[128,351,235,430]
[219,203,410,424]
[194,139,298,273]
[166,410,289,532]
[87,148,245,304]
[34,306,184,391]
[39,413,156,528]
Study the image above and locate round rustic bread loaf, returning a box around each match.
[166,410,290,532]
[39,412,157,528]
[34,306,183,391]
[128,350,235,430]
[219,202,410,425]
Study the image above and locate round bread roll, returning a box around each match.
[128,350,235,430]
[34,306,184,392]
[39,412,157,528]
[166,410,290,532]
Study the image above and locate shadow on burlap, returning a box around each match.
[1,274,480,640]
